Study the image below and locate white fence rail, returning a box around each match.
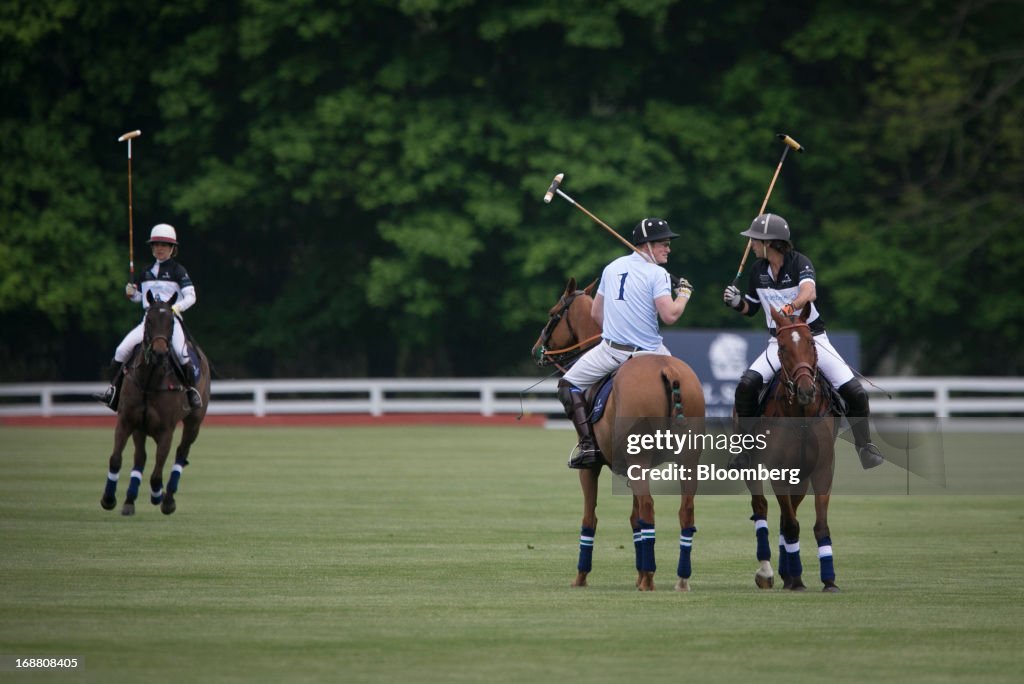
[1,377,1024,419]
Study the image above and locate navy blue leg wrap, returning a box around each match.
[677,526,696,579]
[818,535,835,582]
[778,535,790,576]
[103,475,118,500]
[577,526,595,573]
[638,520,656,573]
[126,471,142,501]
[755,520,771,562]
[785,535,803,578]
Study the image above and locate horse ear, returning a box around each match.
[169,292,178,306]
[146,290,154,305]
[583,278,598,296]
[800,303,810,321]
[565,277,577,294]
[770,306,785,326]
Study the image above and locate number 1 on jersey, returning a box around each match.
[616,273,628,300]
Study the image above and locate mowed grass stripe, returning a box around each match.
[0,426,1021,683]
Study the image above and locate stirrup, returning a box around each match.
[567,443,601,470]
[857,442,884,469]
[93,386,117,411]
[186,387,203,409]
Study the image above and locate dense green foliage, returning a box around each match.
[1,0,1021,379]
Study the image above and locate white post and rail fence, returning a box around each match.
[1,377,1023,421]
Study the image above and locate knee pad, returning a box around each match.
[556,379,579,410]
[838,378,869,416]
[735,370,764,417]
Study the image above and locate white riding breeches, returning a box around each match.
[114,316,190,366]
[562,340,671,390]
[748,332,854,388]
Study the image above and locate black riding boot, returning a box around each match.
[181,361,203,409]
[93,361,125,412]
[729,370,764,469]
[557,380,600,469]
[838,379,883,469]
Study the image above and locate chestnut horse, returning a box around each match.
[744,304,840,592]
[100,293,210,516]
[533,278,705,591]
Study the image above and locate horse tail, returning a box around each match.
[660,366,686,422]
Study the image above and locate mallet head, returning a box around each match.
[543,173,564,204]
[118,130,142,142]
[776,133,804,153]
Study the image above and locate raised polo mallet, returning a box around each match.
[543,173,645,257]
[117,130,142,280]
[731,133,804,286]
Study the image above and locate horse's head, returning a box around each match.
[144,291,178,360]
[531,277,601,368]
[771,304,818,407]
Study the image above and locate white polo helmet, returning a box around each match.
[148,223,178,244]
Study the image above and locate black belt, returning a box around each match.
[606,339,643,352]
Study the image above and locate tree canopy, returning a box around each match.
[1,0,1021,380]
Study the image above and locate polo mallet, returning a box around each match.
[118,130,142,280]
[731,133,804,286]
[543,173,645,257]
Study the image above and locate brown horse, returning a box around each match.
[533,278,705,591]
[744,304,840,592]
[100,292,210,516]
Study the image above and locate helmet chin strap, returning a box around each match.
[643,243,657,263]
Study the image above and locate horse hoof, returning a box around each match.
[571,572,589,587]
[121,504,135,516]
[755,573,774,589]
[161,499,176,515]
[789,582,807,592]
[674,579,691,592]
[100,496,116,511]
[822,583,841,593]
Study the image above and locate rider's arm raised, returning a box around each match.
[655,294,688,325]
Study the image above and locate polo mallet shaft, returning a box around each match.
[118,130,141,279]
[732,133,804,286]
[543,173,645,257]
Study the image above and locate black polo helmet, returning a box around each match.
[632,218,679,245]
[740,213,791,242]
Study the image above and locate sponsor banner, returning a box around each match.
[662,329,860,417]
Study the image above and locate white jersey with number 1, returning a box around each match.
[597,252,672,351]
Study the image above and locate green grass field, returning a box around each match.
[1,425,1022,683]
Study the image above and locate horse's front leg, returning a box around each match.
[102,420,132,510]
[151,430,177,515]
[749,492,774,589]
[572,467,601,587]
[813,493,839,592]
[777,493,806,591]
[122,429,148,516]
[674,486,696,592]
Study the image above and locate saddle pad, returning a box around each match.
[587,375,616,424]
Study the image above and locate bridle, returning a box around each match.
[775,320,818,404]
[142,303,173,366]
[534,290,601,372]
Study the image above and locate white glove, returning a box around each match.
[124,283,137,298]
[723,285,743,310]
[674,277,693,300]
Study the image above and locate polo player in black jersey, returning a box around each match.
[722,213,884,469]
